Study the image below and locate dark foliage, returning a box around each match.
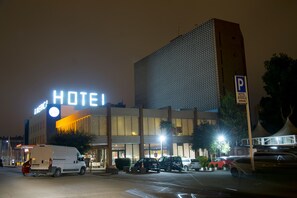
[259,53,297,133]
[115,158,131,170]
[48,130,94,154]
[192,123,216,151]
[219,91,248,145]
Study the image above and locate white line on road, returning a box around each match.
[225,187,238,191]
[126,188,158,198]
[188,173,204,186]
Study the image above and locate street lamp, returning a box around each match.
[160,135,166,157]
[6,140,10,166]
[218,135,225,143]
[217,135,225,157]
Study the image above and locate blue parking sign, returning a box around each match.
[235,76,246,93]
[235,75,247,104]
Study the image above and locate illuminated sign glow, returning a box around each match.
[49,106,60,117]
[34,100,48,115]
[53,90,105,107]
[33,90,105,115]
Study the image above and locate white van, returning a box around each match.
[30,145,86,177]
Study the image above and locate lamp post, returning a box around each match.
[6,140,10,166]
[160,135,166,157]
[217,135,225,157]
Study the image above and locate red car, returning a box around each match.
[22,159,31,176]
[209,157,239,169]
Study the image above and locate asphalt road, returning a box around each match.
[0,167,296,198]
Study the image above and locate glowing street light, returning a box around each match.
[6,139,11,166]
[160,135,166,157]
[217,135,225,157]
[218,135,225,143]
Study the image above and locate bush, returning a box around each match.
[197,156,209,168]
[115,158,131,170]
[222,164,229,170]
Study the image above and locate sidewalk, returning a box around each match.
[3,165,17,168]
[86,167,124,176]
[86,167,111,175]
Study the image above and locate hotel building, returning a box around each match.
[25,18,246,167]
[135,18,247,111]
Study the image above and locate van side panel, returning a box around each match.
[30,145,86,176]
[30,146,53,173]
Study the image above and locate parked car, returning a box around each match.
[209,156,241,169]
[189,159,201,171]
[158,156,183,172]
[22,159,31,176]
[182,157,192,171]
[208,157,228,169]
[230,152,297,177]
[134,158,160,173]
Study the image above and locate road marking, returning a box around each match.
[188,173,204,186]
[178,193,198,198]
[126,188,157,198]
[159,187,168,192]
[225,187,237,191]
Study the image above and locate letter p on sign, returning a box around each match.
[235,76,246,93]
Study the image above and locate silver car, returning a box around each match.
[189,159,201,171]
[182,157,192,171]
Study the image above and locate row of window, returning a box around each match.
[29,119,46,144]
[57,115,216,136]
[30,115,216,145]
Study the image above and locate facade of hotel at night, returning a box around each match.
[135,18,247,111]
[26,103,217,167]
[25,18,246,167]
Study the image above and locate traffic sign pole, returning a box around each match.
[244,76,255,171]
[235,75,254,171]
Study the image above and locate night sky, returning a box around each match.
[1,0,297,137]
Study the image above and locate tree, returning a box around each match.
[160,120,175,135]
[160,120,175,155]
[192,122,217,154]
[219,91,248,146]
[259,97,283,133]
[192,122,231,159]
[259,53,297,133]
[48,130,95,154]
[211,138,231,157]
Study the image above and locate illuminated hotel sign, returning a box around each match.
[33,90,106,115]
[53,90,105,107]
[34,100,48,115]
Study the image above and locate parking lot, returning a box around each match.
[1,166,296,197]
[84,167,297,197]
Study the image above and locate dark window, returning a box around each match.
[236,158,250,163]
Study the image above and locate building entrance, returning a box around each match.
[112,150,125,165]
[86,146,107,168]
